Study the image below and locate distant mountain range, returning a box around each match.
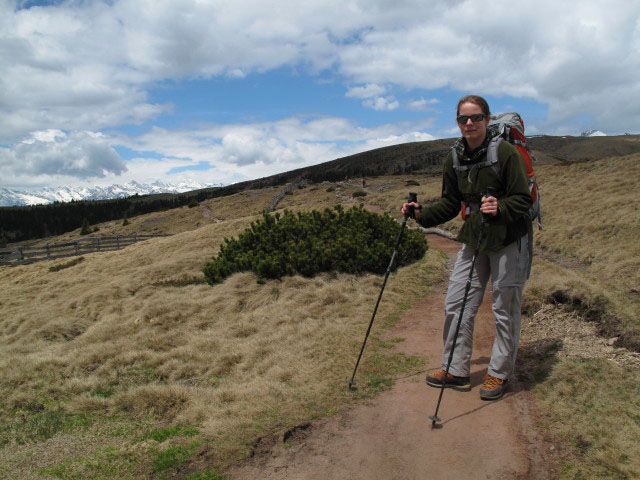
[0,180,220,207]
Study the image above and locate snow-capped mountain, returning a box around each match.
[0,180,221,207]
[581,130,607,137]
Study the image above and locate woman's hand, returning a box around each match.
[402,201,422,219]
[480,195,498,216]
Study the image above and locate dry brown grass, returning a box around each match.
[0,179,447,477]
[2,155,639,479]
[518,155,640,479]
[530,155,640,342]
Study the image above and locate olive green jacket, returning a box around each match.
[417,135,532,253]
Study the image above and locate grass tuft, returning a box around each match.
[49,257,85,272]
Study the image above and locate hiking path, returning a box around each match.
[228,234,550,480]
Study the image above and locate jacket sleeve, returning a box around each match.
[418,153,462,228]
[494,142,532,225]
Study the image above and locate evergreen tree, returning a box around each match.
[80,218,91,235]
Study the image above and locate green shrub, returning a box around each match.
[203,205,427,285]
[80,218,91,235]
[352,191,367,197]
[188,198,199,208]
[326,186,335,192]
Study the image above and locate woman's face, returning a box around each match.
[457,102,490,149]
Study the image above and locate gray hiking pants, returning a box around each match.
[441,233,530,380]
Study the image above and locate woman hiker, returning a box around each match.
[402,95,532,400]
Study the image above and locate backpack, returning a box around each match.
[452,112,542,230]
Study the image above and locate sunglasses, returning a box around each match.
[457,113,487,124]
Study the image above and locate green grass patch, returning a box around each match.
[91,384,116,398]
[144,425,198,443]
[152,440,200,474]
[376,337,405,349]
[37,431,206,480]
[186,471,227,480]
[352,350,424,399]
[0,409,93,446]
[38,444,145,479]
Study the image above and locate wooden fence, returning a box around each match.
[0,234,170,266]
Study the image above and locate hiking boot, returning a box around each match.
[426,369,471,392]
[480,374,508,400]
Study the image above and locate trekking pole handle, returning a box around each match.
[484,186,498,198]
[406,192,418,219]
[482,187,498,221]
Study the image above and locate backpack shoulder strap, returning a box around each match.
[487,135,503,168]
[485,136,503,177]
[451,147,461,170]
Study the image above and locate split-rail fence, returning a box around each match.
[0,234,170,266]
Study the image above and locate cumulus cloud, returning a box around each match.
[0,130,127,183]
[408,97,439,111]
[4,1,639,136]
[335,1,640,132]
[112,115,435,185]
[1,0,639,188]
[362,96,400,111]
[345,85,399,111]
[345,84,386,99]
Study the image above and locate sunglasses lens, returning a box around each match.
[457,114,485,124]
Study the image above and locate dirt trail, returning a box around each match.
[228,235,549,480]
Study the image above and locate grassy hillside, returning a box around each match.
[0,177,447,479]
[4,134,638,244]
[519,155,640,479]
[1,144,639,478]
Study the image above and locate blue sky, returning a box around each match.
[1,0,638,190]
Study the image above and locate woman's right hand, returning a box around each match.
[402,202,422,219]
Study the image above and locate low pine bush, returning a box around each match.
[203,205,427,284]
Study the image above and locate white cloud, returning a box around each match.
[1,0,639,189]
[408,97,439,111]
[0,129,126,177]
[363,131,436,150]
[335,1,640,132]
[108,115,434,187]
[362,96,400,111]
[4,1,639,136]
[345,83,386,99]
[0,129,128,188]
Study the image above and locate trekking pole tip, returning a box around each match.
[429,415,442,429]
[347,378,357,390]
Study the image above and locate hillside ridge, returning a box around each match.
[1,134,638,243]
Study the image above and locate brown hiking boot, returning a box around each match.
[426,369,471,392]
[479,374,508,400]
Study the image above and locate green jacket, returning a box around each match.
[418,133,532,253]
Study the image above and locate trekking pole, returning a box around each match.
[429,187,497,429]
[348,192,418,390]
